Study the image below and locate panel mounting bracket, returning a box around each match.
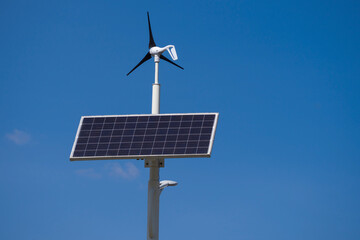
[145,159,165,168]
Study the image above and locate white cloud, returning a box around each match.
[75,168,102,179]
[6,129,31,145]
[107,162,139,180]
[75,163,140,181]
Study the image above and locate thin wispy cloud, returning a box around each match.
[76,162,140,180]
[6,129,31,145]
[75,168,102,179]
[107,162,139,180]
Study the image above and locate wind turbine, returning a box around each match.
[126,12,183,76]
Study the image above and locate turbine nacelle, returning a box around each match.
[150,45,178,61]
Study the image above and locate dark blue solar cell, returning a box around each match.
[111,137,121,142]
[85,151,96,156]
[169,122,180,127]
[204,115,215,120]
[138,116,149,122]
[94,118,105,124]
[133,136,144,142]
[135,129,145,135]
[158,122,169,128]
[165,142,175,148]
[149,116,160,122]
[114,123,125,129]
[73,151,84,157]
[144,135,155,141]
[155,135,166,141]
[105,117,116,123]
[180,121,191,127]
[113,130,123,136]
[122,136,133,142]
[75,144,86,151]
[187,141,198,148]
[152,149,162,154]
[109,143,120,149]
[168,128,178,134]
[118,149,129,155]
[90,131,101,137]
[96,150,106,156]
[166,135,177,141]
[163,148,174,154]
[124,129,135,135]
[177,135,188,141]
[156,128,167,135]
[142,142,153,148]
[201,128,212,134]
[178,128,190,134]
[131,142,142,148]
[98,144,108,150]
[88,137,99,143]
[199,141,210,147]
[174,148,185,154]
[101,130,112,136]
[141,149,151,155]
[87,144,98,150]
[191,121,202,127]
[81,124,92,130]
[92,124,103,130]
[200,134,211,140]
[125,123,136,129]
[182,115,193,121]
[146,129,156,135]
[79,131,90,137]
[160,115,170,121]
[189,134,200,140]
[193,115,204,121]
[190,128,201,134]
[120,142,131,148]
[197,148,208,154]
[203,121,213,127]
[103,123,114,129]
[77,138,88,144]
[136,122,147,128]
[171,115,181,121]
[127,117,137,122]
[103,124,114,129]
[116,117,127,123]
[147,122,158,128]
[99,137,110,143]
[129,149,141,155]
[176,142,187,148]
[153,142,165,148]
[83,118,94,124]
[107,150,118,156]
[185,148,197,154]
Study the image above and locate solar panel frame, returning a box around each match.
[70,113,219,161]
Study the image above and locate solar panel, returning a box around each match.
[70,113,219,161]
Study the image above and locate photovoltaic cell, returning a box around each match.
[70,113,218,161]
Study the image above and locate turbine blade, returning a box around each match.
[147,12,156,48]
[160,55,184,70]
[127,52,152,76]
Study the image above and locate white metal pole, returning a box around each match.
[152,61,160,114]
[147,55,161,240]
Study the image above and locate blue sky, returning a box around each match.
[1,0,359,239]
